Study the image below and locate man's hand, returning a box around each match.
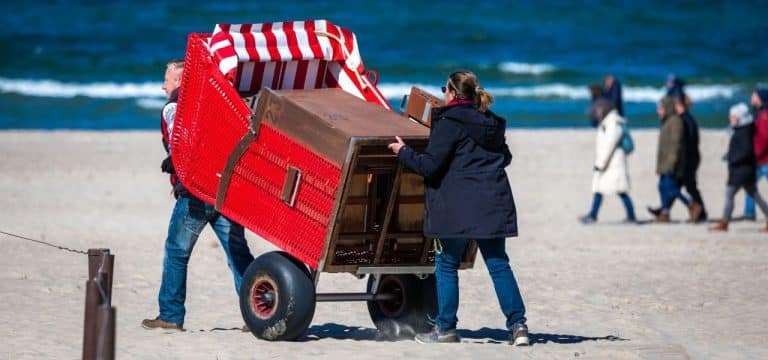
[387,136,405,155]
[161,156,175,174]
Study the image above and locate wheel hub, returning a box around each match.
[251,278,278,319]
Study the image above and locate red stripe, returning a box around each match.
[278,62,288,89]
[303,21,325,58]
[315,60,326,88]
[261,23,281,61]
[324,62,339,89]
[282,22,304,60]
[251,62,265,92]
[234,63,244,90]
[323,24,343,60]
[240,24,260,62]
[271,62,282,89]
[294,61,309,89]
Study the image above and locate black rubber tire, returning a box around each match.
[366,274,437,338]
[239,251,316,341]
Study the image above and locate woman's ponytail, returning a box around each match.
[475,87,494,113]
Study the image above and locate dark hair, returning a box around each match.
[446,70,494,112]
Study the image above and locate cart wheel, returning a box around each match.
[239,251,315,341]
[366,274,437,338]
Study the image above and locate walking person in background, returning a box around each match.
[579,98,636,224]
[742,87,768,221]
[650,96,701,223]
[388,70,529,346]
[142,59,255,332]
[603,74,624,116]
[665,74,693,109]
[676,96,707,222]
[710,103,768,232]
[588,83,604,127]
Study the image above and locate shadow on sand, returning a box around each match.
[296,323,628,345]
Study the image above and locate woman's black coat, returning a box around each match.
[397,104,518,239]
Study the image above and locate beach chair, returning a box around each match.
[171,20,477,341]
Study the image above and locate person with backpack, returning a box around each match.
[579,98,637,224]
[387,70,529,346]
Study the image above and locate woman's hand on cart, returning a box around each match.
[388,136,406,155]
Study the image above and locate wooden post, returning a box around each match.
[95,305,116,360]
[82,280,100,360]
[84,248,116,360]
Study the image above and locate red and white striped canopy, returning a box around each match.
[208,20,390,109]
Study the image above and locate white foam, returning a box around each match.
[377,82,738,103]
[0,77,164,99]
[136,98,167,110]
[498,61,556,75]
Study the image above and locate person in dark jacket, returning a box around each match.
[710,103,768,232]
[603,74,624,116]
[742,87,768,220]
[388,71,528,346]
[666,96,708,221]
[650,96,701,222]
[142,59,255,332]
[665,74,693,109]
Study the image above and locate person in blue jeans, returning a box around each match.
[142,60,254,331]
[389,71,528,346]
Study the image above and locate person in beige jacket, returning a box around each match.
[580,99,636,223]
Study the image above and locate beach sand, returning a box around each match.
[1,129,767,359]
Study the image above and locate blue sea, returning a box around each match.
[1,1,766,129]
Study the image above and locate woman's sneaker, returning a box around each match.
[414,326,460,344]
[509,323,529,346]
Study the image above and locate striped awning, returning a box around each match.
[208,20,390,109]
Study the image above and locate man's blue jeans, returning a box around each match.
[434,237,526,332]
[158,195,254,325]
[658,175,690,211]
[744,164,768,218]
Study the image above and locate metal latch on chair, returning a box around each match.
[281,166,302,207]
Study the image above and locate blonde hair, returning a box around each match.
[166,59,184,70]
[446,70,494,112]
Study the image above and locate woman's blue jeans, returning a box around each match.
[434,237,526,332]
[588,192,636,221]
[158,195,254,324]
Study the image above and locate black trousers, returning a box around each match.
[682,170,707,216]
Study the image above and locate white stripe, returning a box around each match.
[270,22,293,61]
[343,31,361,69]
[239,62,255,91]
[328,62,364,100]
[209,39,230,53]
[315,20,333,60]
[293,21,314,59]
[262,62,276,89]
[231,28,251,62]
[251,31,271,61]
[304,60,320,89]
[219,57,239,78]
[282,61,298,89]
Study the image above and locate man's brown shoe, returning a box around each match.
[708,221,728,232]
[654,212,671,223]
[141,317,183,332]
[687,202,703,223]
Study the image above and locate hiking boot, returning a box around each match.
[708,221,728,232]
[578,214,596,224]
[509,323,530,346]
[687,203,703,223]
[646,206,662,217]
[653,212,671,223]
[414,326,460,344]
[696,210,708,223]
[141,317,183,332]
